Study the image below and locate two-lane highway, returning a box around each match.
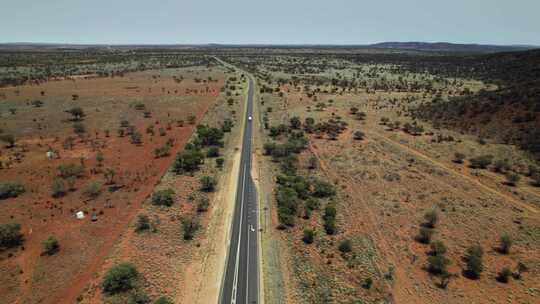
[221,76,259,304]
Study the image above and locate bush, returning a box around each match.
[416,227,434,244]
[0,223,23,249]
[453,152,466,164]
[311,179,336,198]
[504,172,520,186]
[173,149,204,174]
[197,197,210,212]
[200,176,217,192]
[42,236,60,255]
[430,240,447,256]
[0,134,15,148]
[152,189,175,207]
[206,147,219,158]
[83,181,102,199]
[427,254,450,274]
[154,297,173,304]
[0,182,25,200]
[338,239,352,253]
[154,143,171,158]
[102,263,139,294]
[51,178,67,198]
[128,290,150,304]
[464,245,484,279]
[181,218,200,240]
[216,157,224,169]
[497,267,512,283]
[135,215,151,232]
[499,234,512,254]
[302,229,315,244]
[362,277,373,289]
[72,122,86,135]
[423,210,438,228]
[323,204,337,235]
[469,155,493,169]
[130,131,143,144]
[58,163,84,179]
[353,131,365,140]
[493,159,511,173]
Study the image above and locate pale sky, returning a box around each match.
[1,0,539,45]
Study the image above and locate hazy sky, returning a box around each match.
[2,0,539,45]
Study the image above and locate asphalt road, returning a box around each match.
[221,77,259,304]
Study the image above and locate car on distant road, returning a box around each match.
[248,116,252,121]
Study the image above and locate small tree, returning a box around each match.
[302,229,315,244]
[200,176,217,192]
[0,223,24,249]
[130,131,142,144]
[216,158,224,169]
[430,240,447,256]
[0,182,25,200]
[152,189,175,207]
[350,107,359,114]
[464,245,484,279]
[416,227,434,244]
[0,134,15,148]
[504,172,520,186]
[96,151,104,167]
[353,131,365,140]
[135,215,151,232]
[197,197,210,212]
[66,107,85,121]
[453,152,466,164]
[83,181,102,199]
[102,263,139,294]
[155,297,173,304]
[104,168,116,184]
[499,234,512,254]
[513,262,528,279]
[469,155,493,169]
[338,239,352,253]
[51,178,67,198]
[423,210,438,228]
[181,217,200,240]
[206,147,219,158]
[497,267,512,283]
[42,236,60,255]
[427,254,450,274]
[362,277,373,289]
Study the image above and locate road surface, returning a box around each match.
[221,76,259,304]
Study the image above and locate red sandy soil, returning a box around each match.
[0,69,225,304]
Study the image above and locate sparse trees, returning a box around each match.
[135,215,151,232]
[197,197,210,212]
[338,239,352,253]
[83,181,102,199]
[181,217,200,240]
[497,267,512,283]
[430,240,447,256]
[51,178,67,198]
[417,227,434,244]
[427,254,450,275]
[173,149,204,174]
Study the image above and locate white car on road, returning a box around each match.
[248,116,252,121]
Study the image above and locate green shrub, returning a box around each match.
[427,254,450,274]
[197,197,210,212]
[42,236,60,255]
[504,172,520,186]
[338,239,352,253]
[154,143,171,158]
[362,277,373,289]
[497,267,512,283]
[152,189,175,207]
[416,227,434,244]
[206,147,219,158]
[453,152,466,164]
[430,240,447,256]
[154,297,173,304]
[493,159,511,173]
[102,263,139,294]
[323,205,337,235]
[83,181,102,199]
[464,245,484,279]
[311,179,336,198]
[173,149,204,174]
[469,155,493,169]
[128,290,150,304]
[181,217,200,240]
[51,178,67,198]
[135,215,151,232]
[353,131,365,140]
[215,157,224,168]
[0,223,23,249]
[200,176,217,192]
[58,163,84,179]
[0,182,25,200]
[499,234,512,254]
[302,229,315,244]
[423,210,438,228]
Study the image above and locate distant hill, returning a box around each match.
[370,42,537,53]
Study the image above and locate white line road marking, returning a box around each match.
[246,218,250,304]
[231,164,247,304]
